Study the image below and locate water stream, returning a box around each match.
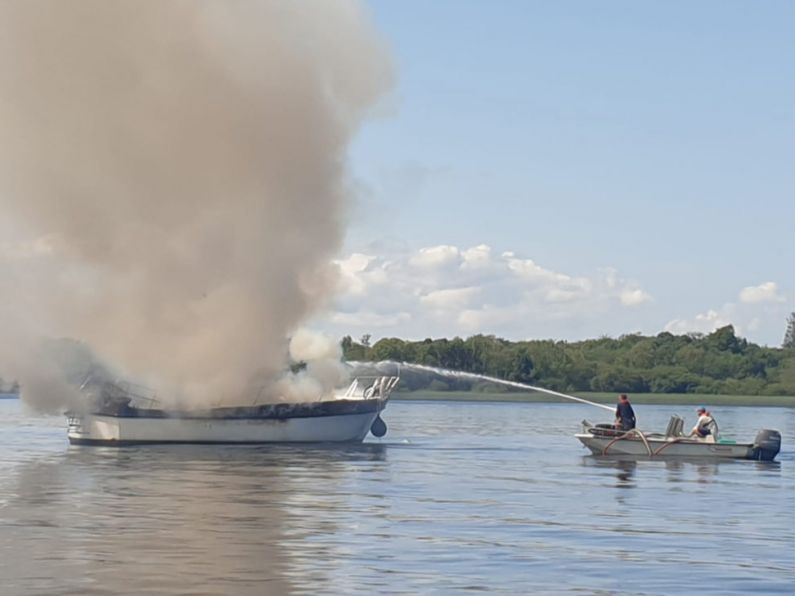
[349,360,615,411]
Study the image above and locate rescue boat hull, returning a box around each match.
[576,433,761,460]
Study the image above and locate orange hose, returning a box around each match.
[602,429,652,456]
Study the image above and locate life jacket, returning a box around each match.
[698,413,718,436]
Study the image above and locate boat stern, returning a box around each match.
[67,412,122,445]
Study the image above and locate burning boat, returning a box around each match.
[66,375,398,446]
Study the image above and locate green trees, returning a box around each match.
[340,335,369,361]
[341,325,795,395]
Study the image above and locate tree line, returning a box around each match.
[342,324,795,395]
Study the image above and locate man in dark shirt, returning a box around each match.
[614,394,636,431]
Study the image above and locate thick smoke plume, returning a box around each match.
[0,1,391,410]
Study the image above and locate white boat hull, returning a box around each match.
[66,374,399,446]
[68,409,382,445]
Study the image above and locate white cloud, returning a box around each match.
[334,253,389,298]
[330,310,411,328]
[408,245,460,269]
[420,286,480,310]
[739,281,785,304]
[321,243,652,340]
[505,255,569,284]
[457,306,513,332]
[664,309,734,335]
[325,254,791,345]
[663,287,790,342]
[620,288,653,306]
[337,253,372,276]
[460,244,493,269]
[545,288,581,303]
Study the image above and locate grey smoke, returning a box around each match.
[0,1,392,410]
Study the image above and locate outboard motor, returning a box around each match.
[665,415,685,437]
[752,429,781,461]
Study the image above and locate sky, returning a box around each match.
[314,1,795,346]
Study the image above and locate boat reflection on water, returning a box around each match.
[0,443,388,595]
[581,452,782,492]
[666,457,780,484]
[663,458,720,484]
[580,455,638,488]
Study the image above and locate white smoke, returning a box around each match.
[0,1,392,411]
[259,330,351,405]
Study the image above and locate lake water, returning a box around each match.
[1,398,794,595]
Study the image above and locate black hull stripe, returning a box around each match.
[72,398,387,420]
[69,438,367,446]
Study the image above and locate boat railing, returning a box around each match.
[343,375,400,400]
[95,378,161,409]
[115,380,160,408]
[82,373,398,407]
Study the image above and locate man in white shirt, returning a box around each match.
[690,406,718,441]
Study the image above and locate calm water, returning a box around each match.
[1,398,794,595]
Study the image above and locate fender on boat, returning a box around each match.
[370,415,387,437]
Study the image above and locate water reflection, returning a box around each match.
[660,459,720,485]
[613,459,637,486]
[1,444,389,596]
[584,453,784,490]
[580,456,638,488]
[2,401,795,594]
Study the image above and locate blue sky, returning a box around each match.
[325,1,795,345]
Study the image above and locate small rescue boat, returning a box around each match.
[576,416,781,461]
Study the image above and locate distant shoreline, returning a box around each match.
[392,390,795,407]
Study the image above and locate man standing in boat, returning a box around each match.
[690,406,718,440]
[614,394,636,431]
